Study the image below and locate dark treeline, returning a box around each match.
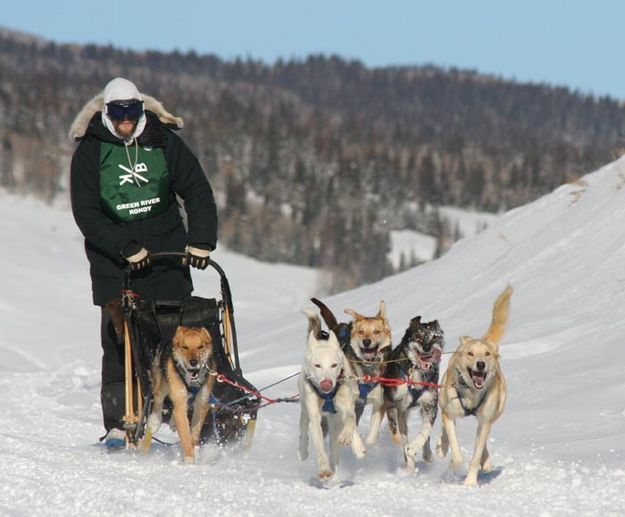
[1,29,624,291]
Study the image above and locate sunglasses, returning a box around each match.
[106,100,144,121]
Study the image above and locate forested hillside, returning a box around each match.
[1,28,624,290]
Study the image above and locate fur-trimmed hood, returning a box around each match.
[69,93,184,142]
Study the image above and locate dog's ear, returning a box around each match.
[344,308,365,321]
[483,338,499,354]
[307,330,319,349]
[327,330,342,350]
[459,335,473,347]
[410,315,422,327]
[199,327,212,345]
[173,326,186,346]
[376,300,387,321]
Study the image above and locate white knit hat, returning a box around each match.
[103,77,142,105]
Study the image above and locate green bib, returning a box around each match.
[99,142,172,222]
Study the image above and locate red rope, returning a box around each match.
[216,374,279,404]
[362,374,441,389]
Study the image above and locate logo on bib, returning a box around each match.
[119,163,149,186]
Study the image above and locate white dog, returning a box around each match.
[298,310,366,479]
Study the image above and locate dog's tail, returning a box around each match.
[310,297,339,334]
[303,308,323,339]
[482,284,513,346]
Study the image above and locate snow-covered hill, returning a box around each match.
[1,158,625,515]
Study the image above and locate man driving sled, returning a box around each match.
[69,77,218,448]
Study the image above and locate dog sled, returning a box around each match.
[120,252,259,451]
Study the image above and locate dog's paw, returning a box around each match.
[337,430,353,447]
[365,435,379,448]
[351,440,366,459]
[183,455,195,465]
[436,440,448,458]
[318,468,334,480]
[391,431,404,445]
[403,444,417,471]
[451,455,464,470]
[463,475,478,486]
[146,414,162,434]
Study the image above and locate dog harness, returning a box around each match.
[307,379,340,414]
[358,381,377,401]
[454,377,488,416]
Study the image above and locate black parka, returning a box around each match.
[70,111,217,306]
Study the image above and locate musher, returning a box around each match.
[69,77,217,447]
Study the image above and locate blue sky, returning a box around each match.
[4,0,625,99]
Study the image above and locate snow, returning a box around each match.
[389,229,436,266]
[2,157,625,515]
[389,206,498,267]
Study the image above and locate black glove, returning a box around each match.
[122,242,151,271]
[185,244,211,270]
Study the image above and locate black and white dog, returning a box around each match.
[384,316,444,470]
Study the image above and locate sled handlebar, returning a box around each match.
[123,251,233,309]
[122,251,241,372]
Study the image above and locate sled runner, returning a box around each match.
[120,252,259,450]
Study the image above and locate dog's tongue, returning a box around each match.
[363,352,376,361]
[419,349,442,370]
[319,379,333,393]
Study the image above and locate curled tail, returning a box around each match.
[482,284,513,346]
[302,308,323,339]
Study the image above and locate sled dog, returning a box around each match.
[298,310,366,480]
[147,325,216,463]
[384,316,444,469]
[436,285,512,485]
[311,298,392,446]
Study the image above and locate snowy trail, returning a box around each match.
[2,367,624,516]
[3,157,625,514]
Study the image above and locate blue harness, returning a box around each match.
[308,379,339,414]
[358,381,377,402]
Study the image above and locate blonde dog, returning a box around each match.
[298,310,366,479]
[436,285,512,485]
[147,326,216,463]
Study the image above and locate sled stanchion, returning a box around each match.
[122,318,138,446]
[244,415,257,451]
[209,258,242,374]
[223,306,235,369]
[140,428,153,454]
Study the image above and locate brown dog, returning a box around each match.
[147,326,216,463]
[436,285,512,485]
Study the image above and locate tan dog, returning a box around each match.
[342,302,392,446]
[436,285,512,485]
[147,326,216,463]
